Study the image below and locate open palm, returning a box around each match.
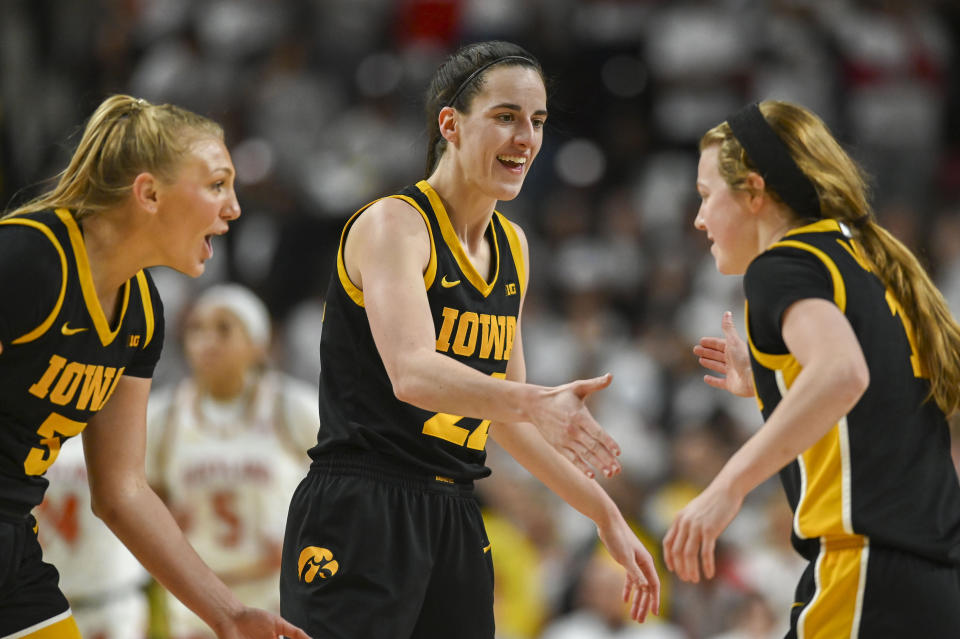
[693,312,754,397]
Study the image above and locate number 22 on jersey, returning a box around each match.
[422,372,507,450]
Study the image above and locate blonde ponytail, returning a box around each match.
[5,94,223,221]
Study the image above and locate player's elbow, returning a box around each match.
[834,356,870,407]
[391,373,426,406]
[88,476,141,524]
[88,488,116,523]
[386,351,432,405]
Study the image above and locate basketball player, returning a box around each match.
[35,436,150,639]
[664,100,960,637]
[280,41,660,639]
[0,94,309,639]
[147,283,319,638]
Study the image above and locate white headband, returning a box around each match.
[193,283,271,347]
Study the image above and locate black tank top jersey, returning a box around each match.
[744,218,960,565]
[310,181,526,481]
[0,209,164,518]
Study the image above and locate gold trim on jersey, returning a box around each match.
[135,270,155,348]
[335,196,438,308]
[836,238,873,273]
[796,536,869,638]
[783,218,843,238]
[498,213,526,297]
[416,180,500,298]
[57,209,129,347]
[746,237,855,541]
[768,240,846,313]
[0,217,68,345]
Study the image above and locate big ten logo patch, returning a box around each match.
[298,546,339,583]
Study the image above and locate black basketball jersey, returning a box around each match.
[0,209,164,518]
[310,180,525,481]
[744,218,960,564]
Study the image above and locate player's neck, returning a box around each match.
[77,210,147,324]
[425,170,496,251]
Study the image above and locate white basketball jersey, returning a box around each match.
[146,371,318,637]
[34,436,149,638]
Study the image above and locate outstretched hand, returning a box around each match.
[531,373,622,479]
[693,311,754,397]
[217,607,311,639]
[597,520,661,623]
[662,481,743,584]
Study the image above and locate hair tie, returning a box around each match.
[727,103,821,219]
[446,55,534,108]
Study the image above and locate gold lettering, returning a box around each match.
[49,362,85,406]
[94,367,125,410]
[479,314,506,360]
[452,312,479,356]
[76,365,113,411]
[503,317,517,360]
[886,290,923,378]
[29,354,68,399]
[435,307,459,353]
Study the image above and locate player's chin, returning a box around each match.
[173,257,207,278]
[492,181,525,202]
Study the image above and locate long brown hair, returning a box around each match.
[423,41,544,177]
[702,100,960,416]
[6,94,223,221]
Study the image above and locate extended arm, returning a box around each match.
[664,298,869,582]
[82,376,310,639]
[350,198,621,477]
[489,333,660,622]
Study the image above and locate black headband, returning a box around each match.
[446,55,535,108]
[727,103,821,218]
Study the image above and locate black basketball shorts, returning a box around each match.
[280,454,495,639]
[788,536,960,638]
[0,514,81,638]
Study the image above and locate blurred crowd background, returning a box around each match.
[3,0,960,638]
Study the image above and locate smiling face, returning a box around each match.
[694,145,760,275]
[156,136,240,277]
[452,65,547,201]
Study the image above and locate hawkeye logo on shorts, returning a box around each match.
[298,546,339,583]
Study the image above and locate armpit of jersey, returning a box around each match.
[124,267,166,378]
[744,247,834,353]
[0,221,65,345]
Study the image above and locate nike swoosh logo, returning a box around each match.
[441,276,460,288]
[61,323,88,336]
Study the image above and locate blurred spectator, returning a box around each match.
[35,437,150,639]
[540,545,685,639]
[3,2,959,636]
[146,284,319,638]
